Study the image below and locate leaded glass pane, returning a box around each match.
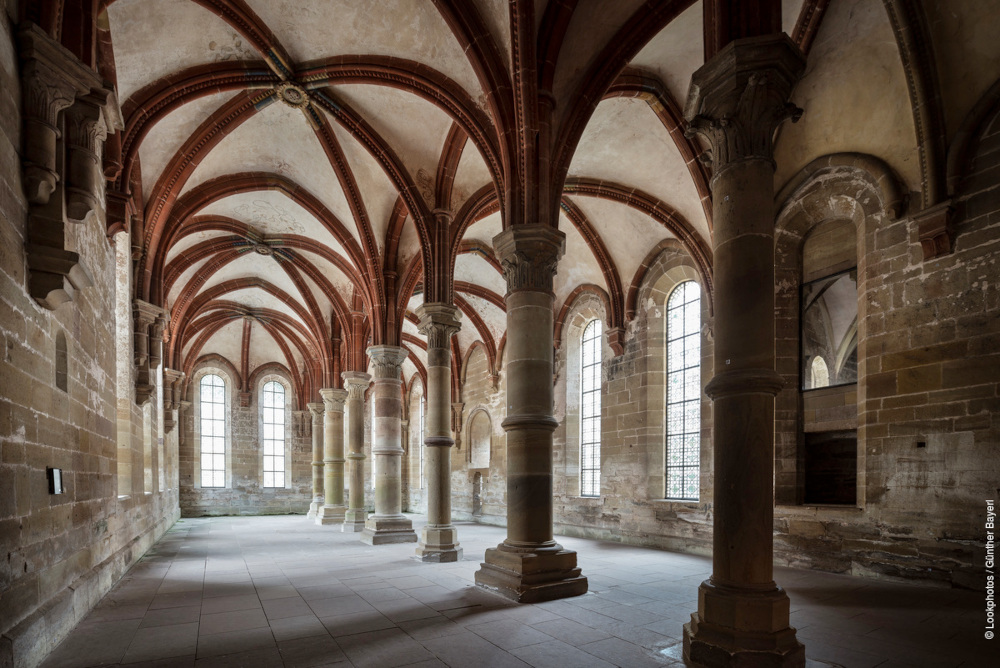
[262,381,285,488]
[200,375,226,488]
[580,320,602,497]
[665,282,701,501]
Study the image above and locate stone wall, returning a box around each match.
[0,13,178,668]
[452,346,507,525]
[178,368,312,516]
[550,249,715,555]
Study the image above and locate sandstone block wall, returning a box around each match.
[0,13,178,668]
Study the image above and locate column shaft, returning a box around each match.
[474,224,588,603]
[415,304,462,562]
[360,346,417,544]
[342,372,371,532]
[306,402,324,518]
[317,388,348,525]
[682,34,805,667]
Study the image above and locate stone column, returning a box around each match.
[342,372,371,532]
[681,34,805,667]
[307,402,324,519]
[360,346,417,544]
[415,303,463,562]
[317,388,348,525]
[474,225,587,602]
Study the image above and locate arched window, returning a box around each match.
[580,319,602,497]
[809,356,830,389]
[261,381,285,488]
[419,395,425,488]
[200,374,226,488]
[666,281,700,500]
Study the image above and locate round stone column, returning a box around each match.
[474,224,588,603]
[306,402,324,518]
[341,372,371,532]
[682,34,805,667]
[360,345,417,544]
[414,303,463,562]
[316,388,348,525]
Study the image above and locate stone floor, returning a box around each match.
[41,515,989,668]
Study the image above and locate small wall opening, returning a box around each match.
[804,430,858,505]
[472,471,483,517]
[55,331,68,393]
[469,410,491,469]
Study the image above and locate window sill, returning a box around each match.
[776,504,863,512]
[650,498,701,507]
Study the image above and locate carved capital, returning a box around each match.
[320,388,348,412]
[684,34,805,178]
[914,200,954,260]
[308,402,325,421]
[415,303,461,351]
[367,345,408,380]
[342,371,372,400]
[492,224,566,294]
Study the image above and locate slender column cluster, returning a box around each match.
[341,372,371,532]
[474,224,588,602]
[306,402,324,518]
[681,34,806,667]
[316,388,348,525]
[414,303,462,562]
[360,346,417,544]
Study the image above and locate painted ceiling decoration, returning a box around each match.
[29,0,988,409]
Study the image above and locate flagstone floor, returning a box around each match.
[40,515,989,667]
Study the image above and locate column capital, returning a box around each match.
[492,224,566,294]
[308,402,324,419]
[320,388,348,412]
[342,371,372,399]
[415,303,461,350]
[367,345,408,380]
[684,34,805,178]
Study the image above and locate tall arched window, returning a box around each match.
[419,395,425,488]
[261,381,285,488]
[666,281,700,500]
[200,374,226,488]
[580,319,602,497]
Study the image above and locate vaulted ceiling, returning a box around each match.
[92,0,1000,406]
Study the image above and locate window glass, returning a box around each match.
[580,319,602,497]
[200,374,226,487]
[666,282,700,500]
[262,381,285,487]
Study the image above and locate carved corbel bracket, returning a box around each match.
[915,200,954,260]
[133,299,163,405]
[18,22,124,309]
[162,368,184,433]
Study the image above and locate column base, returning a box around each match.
[306,500,321,519]
[683,580,804,667]
[474,542,588,603]
[315,504,347,525]
[416,525,463,562]
[360,514,417,544]
[342,509,367,532]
